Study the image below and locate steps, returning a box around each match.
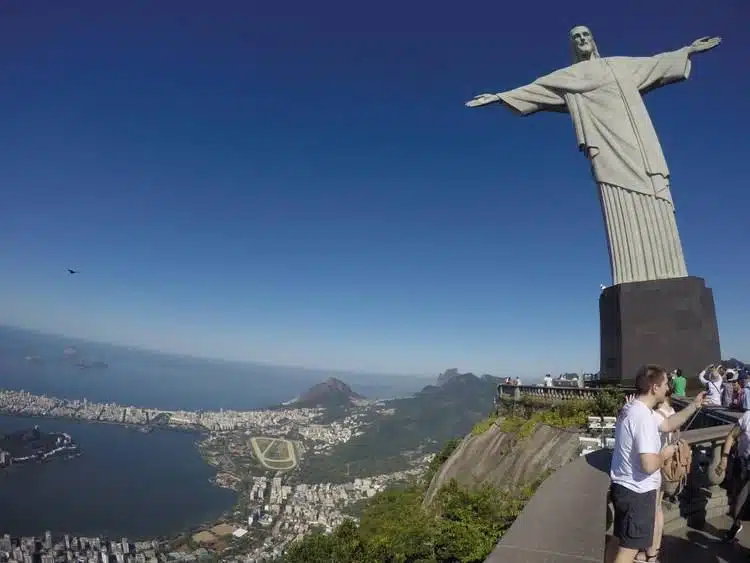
[662,485,730,534]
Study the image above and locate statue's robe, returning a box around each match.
[498,48,692,284]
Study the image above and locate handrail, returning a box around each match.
[681,424,733,444]
[495,384,612,404]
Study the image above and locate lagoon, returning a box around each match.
[0,415,235,539]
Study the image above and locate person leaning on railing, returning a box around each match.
[715,410,750,542]
[634,376,688,563]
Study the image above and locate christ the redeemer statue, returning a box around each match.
[466,27,721,286]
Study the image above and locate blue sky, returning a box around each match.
[0,1,746,376]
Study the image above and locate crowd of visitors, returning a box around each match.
[698,363,750,409]
[605,362,750,563]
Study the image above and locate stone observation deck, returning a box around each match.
[486,385,750,562]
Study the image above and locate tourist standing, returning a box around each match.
[634,378,676,563]
[607,365,705,563]
[722,379,737,408]
[607,365,672,563]
[671,369,687,398]
[698,364,724,406]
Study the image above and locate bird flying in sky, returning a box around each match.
[67,269,79,275]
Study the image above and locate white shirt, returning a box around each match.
[610,399,662,493]
[699,369,723,406]
[544,376,553,387]
[738,411,750,458]
[654,403,676,448]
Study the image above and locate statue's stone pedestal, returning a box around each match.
[599,276,721,391]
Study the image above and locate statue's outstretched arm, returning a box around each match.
[687,36,721,55]
[465,93,503,108]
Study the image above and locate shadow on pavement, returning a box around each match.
[661,528,750,562]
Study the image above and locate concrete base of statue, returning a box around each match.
[599,276,721,392]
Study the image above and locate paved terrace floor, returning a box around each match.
[663,515,750,562]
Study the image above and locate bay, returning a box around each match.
[0,326,432,539]
[0,415,236,539]
[0,325,431,410]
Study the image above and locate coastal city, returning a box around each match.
[0,534,161,563]
[0,464,431,563]
[0,389,372,451]
[0,388,432,562]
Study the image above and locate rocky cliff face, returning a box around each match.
[422,420,583,507]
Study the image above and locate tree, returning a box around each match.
[283,520,375,563]
[282,437,545,563]
[359,488,436,563]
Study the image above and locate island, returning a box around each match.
[0,425,80,466]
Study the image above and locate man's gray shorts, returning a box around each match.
[610,483,657,550]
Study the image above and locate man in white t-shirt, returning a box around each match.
[716,410,750,542]
[606,365,702,563]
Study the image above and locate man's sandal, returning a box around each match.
[634,550,660,563]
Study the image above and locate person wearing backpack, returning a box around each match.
[634,377,699,562]
[606,366,706,563]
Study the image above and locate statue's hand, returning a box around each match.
[689,36,722,54]
[465,93,501,108]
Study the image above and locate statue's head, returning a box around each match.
[569,25,600,62]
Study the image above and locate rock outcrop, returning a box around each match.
[294,377,364,408]
[423,419,583,507]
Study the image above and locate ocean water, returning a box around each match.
[0,325,431,410]
[0,326,433,538]
[0,415,236,539]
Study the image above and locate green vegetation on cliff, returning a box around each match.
[497,390,624,439]
[282,476,542,563]
[471,412,498,436]
[285,389,624,563]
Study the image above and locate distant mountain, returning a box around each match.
[435,369,495,388]
[297,370,502,483]
[436,368,461,386]
[294,377,364,408]
[428,368,494,387]
[722,358,748,371]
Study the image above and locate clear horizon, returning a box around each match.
[1,323,438,379]
[0,2,746,376]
